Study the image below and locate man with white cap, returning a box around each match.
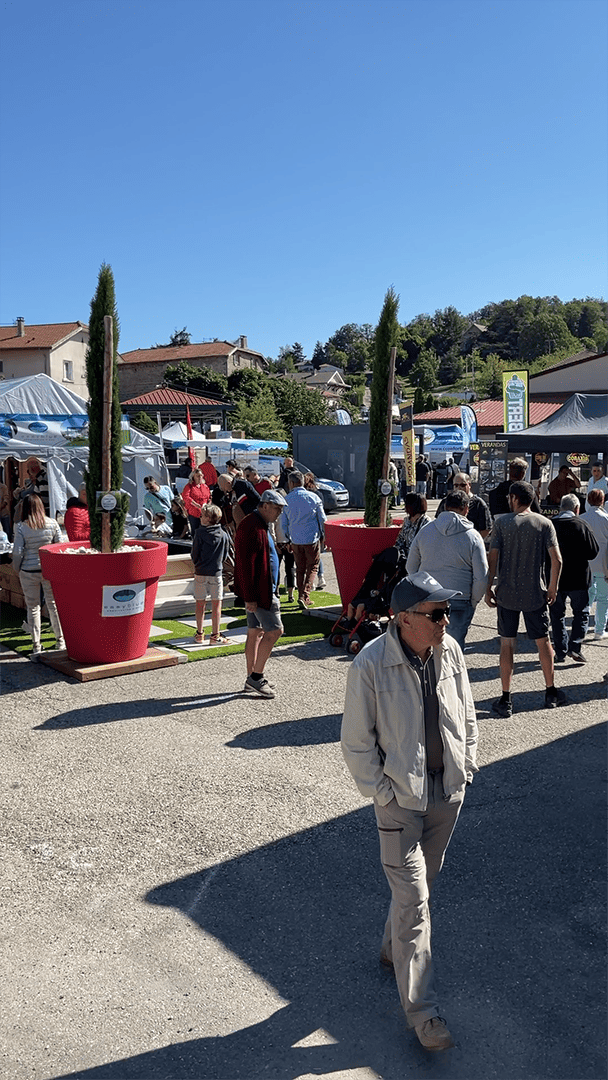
[341,571,478,1052]
[233,488,287,699]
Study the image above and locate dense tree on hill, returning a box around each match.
[410,348,439,391]
[162,360,229,399]
[290,342,306,365]
[311,341,326,369]
[231,390,287,441]
[517,311,578,362]
[325,323,375,373]
[475,353,505,398]
[227,368,268,404]
[268,377,329,431]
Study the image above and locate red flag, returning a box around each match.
[186,404,195,468]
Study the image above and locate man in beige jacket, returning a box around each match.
[341,571,478,1052]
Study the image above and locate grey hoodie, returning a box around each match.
[406,511,488,604]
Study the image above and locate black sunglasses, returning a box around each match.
[411,604,451,623]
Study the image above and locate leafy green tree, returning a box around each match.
[85,263,129,551]
[437,350,464,385]
[425,392,437,410]
[291,342,306,365]
[413,386,426,413]
[131,411,159,435]
[231,390,287,441]
[163,360,229,399]
[268,377,329,434]
[274,346,296,373]
[326,323,374,373]
[364,287,399,527]
[227,368,268,404]
[410,348,439,391]
[431,306,467,358]
[518,312,578,361]
[475,353,504,398]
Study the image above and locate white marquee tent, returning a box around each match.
[0,374,166,519]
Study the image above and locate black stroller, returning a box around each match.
[328,546,408,655]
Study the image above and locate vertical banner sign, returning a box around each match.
[503,370,529,432]
[460,404,478,446]
[399,401,415,487]
[470,441,509,502]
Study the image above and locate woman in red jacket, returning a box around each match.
[64,484,90,541]
[181,468,211,534]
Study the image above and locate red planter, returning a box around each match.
[324,517,404,609]
[39,540,168,665]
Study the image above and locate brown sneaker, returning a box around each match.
[415,1017,454,1052]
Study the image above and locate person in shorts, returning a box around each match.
[233,489,287,698]
[191,503,231,646]
[485,480,565,717]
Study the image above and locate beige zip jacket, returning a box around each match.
[341,620,478,811]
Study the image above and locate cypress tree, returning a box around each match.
[364,287,399,527]
[85,263,129,550]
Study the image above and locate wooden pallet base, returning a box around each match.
[39,645,183,682]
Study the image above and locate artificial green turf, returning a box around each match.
[0,591,341,663]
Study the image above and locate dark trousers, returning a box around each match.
[550,587,590,656]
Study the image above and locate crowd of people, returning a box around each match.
[341,458,608,1054]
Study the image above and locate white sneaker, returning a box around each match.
[316,577,327,590]
[595,631,607,640]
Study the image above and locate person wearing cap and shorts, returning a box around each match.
[233,489,287,698]
[341,571,478,1053]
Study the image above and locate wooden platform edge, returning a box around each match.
[40,645,183,682]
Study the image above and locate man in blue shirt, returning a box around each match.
[281,471,326,610]
[143,476,173,527]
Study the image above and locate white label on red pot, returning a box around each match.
[102,582,146,617]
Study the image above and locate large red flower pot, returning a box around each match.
[39,540,168,665]
[324,517,404,609]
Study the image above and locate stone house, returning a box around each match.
[118,336,267,400]
[0,320,89,398]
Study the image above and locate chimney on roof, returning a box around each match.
[16,317,25,337]
[238,335,247,349]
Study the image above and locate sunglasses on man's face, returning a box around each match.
[411,605,451,623]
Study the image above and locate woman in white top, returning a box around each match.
[12,494,65,660]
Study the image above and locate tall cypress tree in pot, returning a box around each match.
[363,286,399,526]
[85,263,129,550]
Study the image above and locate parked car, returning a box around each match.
[291,460,350,513]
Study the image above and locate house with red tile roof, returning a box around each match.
[118,335,267,400]
[0,320,89,398]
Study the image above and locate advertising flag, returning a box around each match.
[503,370,529,432]
[399,401,415,487]
[460,404,478,446]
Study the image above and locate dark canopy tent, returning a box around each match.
[503,393,608,455]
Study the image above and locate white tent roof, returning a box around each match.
[0,373,88,416]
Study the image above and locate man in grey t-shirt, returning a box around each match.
[485,481,565,717]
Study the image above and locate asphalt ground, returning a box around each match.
[1,521,606,1080]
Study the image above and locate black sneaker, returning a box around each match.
[545,687,567,708]
[567,650,586,664]
[491,697,512,718]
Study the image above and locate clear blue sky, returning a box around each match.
[1,0,606,359]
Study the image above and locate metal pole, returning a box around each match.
[380,346,397,528]
[101,316,113,553]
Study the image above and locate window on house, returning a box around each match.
[64,361,74,382]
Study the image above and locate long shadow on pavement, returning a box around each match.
[56,722,606,1080]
